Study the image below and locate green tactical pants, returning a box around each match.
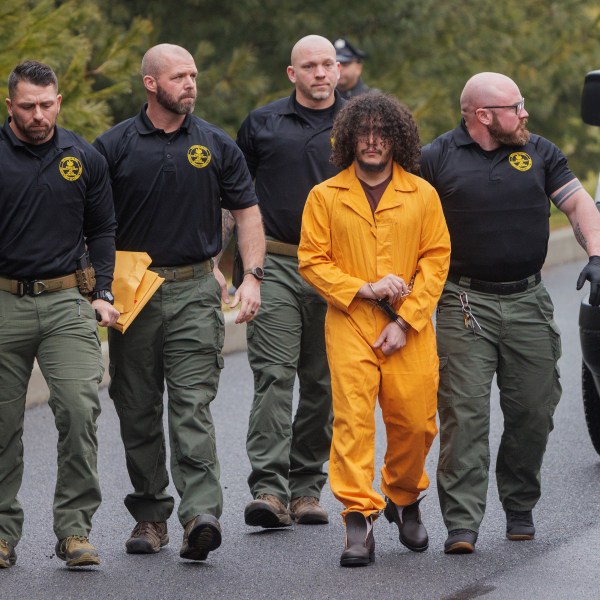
[0,288,103,547]
[246,253,332,503]
[436,277,562,532]
[108,267,225,526]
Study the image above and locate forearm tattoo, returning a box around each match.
[221,209,236,249]
[214,210,236,264]
[574,222,588,251]
[552,179,582,208]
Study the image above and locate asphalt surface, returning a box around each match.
[3,259,600,599]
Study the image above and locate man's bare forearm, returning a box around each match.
[232,205,265,271]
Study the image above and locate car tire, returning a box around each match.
[582,360,600,456]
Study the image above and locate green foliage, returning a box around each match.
[4,0,600,177]
[0,0,152,140]
[193,41,270,137]
[96,0,600,178]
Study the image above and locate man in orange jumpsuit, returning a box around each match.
[298,93,450,567]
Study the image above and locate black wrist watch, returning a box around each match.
[91,289,115,304]
[244,266,265,281]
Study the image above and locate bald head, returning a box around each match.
[460,72,521,118]
[287,34,339,109]
[141,44,194,78]
[290,35,336,67]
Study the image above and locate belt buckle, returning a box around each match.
[31,280,47,295]
[18,280,46,296]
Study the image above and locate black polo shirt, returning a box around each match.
[236,91,345,245]
[0,120,116,288]
[339,78,371,100]
[420,121,575,281]
[93,106,257,266]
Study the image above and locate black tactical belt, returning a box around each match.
[447,272,541,295]
[0,273,79,297]
[150,260,213,282]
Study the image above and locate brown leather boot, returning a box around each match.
[289,496,329,524]
[125,521,169,554]
[244,494,292,528]
[180,514,222,561]
[0,539,16,568]
[384,496,429,552]
[340,512,375,567]
[55,536,100,567]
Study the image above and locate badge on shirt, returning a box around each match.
[508,152,532,172]
[59,156,82,181]
[187,145,212,168]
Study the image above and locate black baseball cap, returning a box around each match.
[333,38,367,63]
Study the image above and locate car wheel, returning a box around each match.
[582,360,600,456]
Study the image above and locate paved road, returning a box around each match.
[3,260,600,599]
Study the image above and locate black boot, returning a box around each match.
[506,510,535,541]
[384,496,429,552]
[340,512,375,567]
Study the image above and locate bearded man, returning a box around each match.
[94,44,265,562]
[420,71,600,554]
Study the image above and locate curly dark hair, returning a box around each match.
[330,92,421,173]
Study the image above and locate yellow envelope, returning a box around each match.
[112,251,164,333]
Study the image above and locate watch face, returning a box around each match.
[253,267,265,279]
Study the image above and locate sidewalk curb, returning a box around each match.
[25,229,584,409]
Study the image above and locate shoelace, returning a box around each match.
[133,522,161,538]
[69,536,89,543]
[291,496,318,510]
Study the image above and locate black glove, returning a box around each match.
[576,255,600,306]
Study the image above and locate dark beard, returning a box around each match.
[25,126,52,142]
[11,115,53,143]
[488,117,530,146]
[356,157,388,173]
[156,85,195,115]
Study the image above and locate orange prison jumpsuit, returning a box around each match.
[298,164,450,517]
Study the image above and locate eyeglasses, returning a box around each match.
[481,98,525,116]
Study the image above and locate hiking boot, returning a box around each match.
[244,494,292,528]
[125,521,169,554]
[289,496,329,525]
[506,510,535,541]
[0,539,16,568]
[55,536,100,567]
[180,514,222,561]
[383,497,428,552]
[340,512,375,567]
[444,529,478,554]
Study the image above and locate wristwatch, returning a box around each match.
[91,289,115,304]
[244,266,265,281]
